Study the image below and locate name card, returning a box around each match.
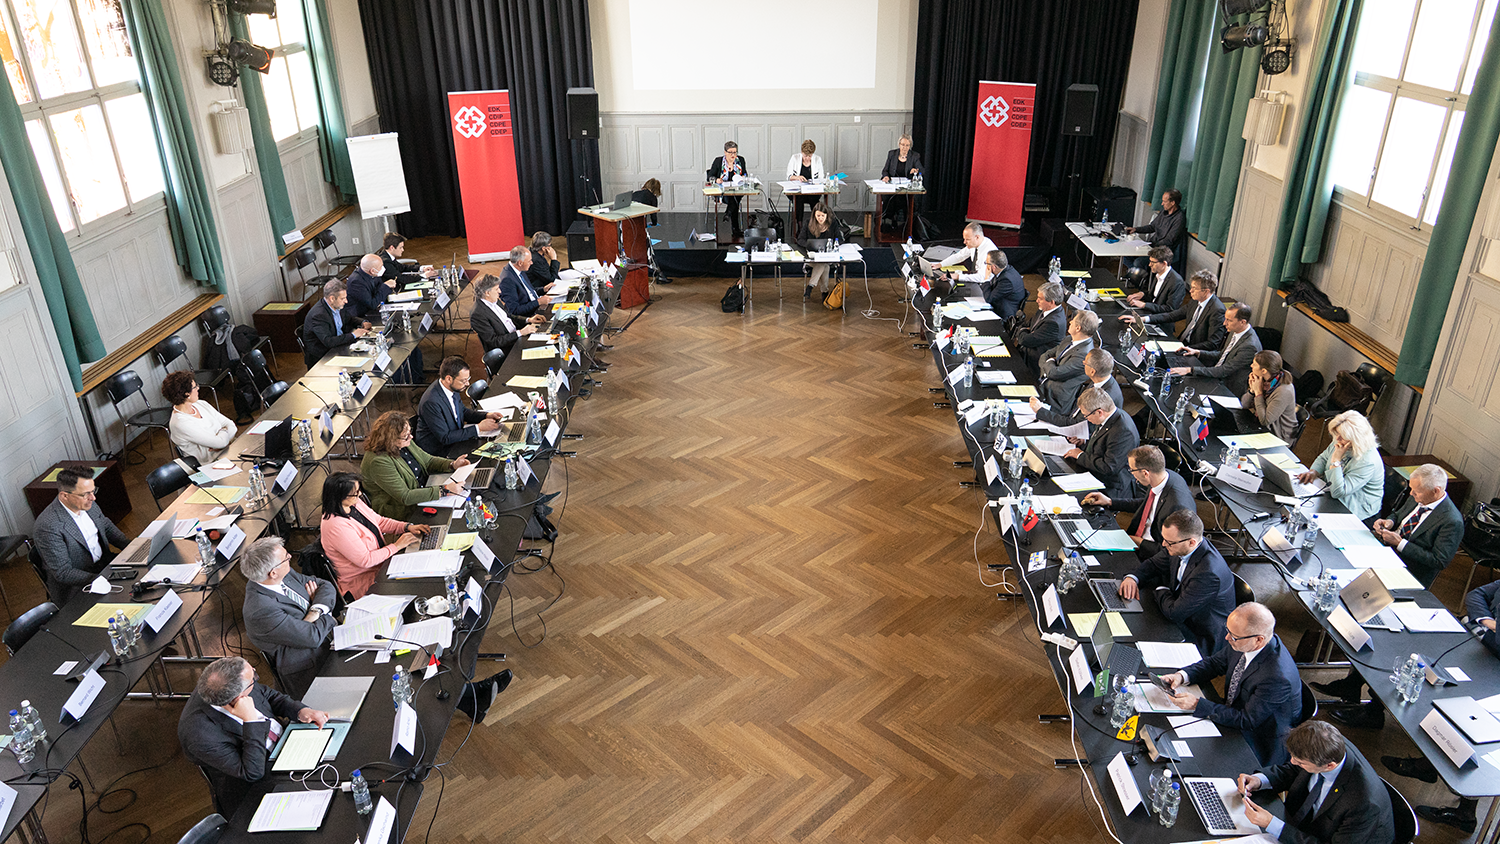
[516,457,534,486]
[143,587,183,633]
[1069,645,1094,693]
[984,456,1000,486]
[557,370,570,391]
[1126,344,1145,367]
[420,314,433,334]
[281,229,304,246]
[1421,708,1476,768]
[1042,584,1062,629]
[946,364,966,386]
[470,537,498,573]
[935,333,951,351]
[62,669,105,721]
[464,577,483,620]
[0,782,17,833]
[273,461,298,495]
[319,409,335,441]
[355,373,373,397]
[436,290,450,310]
[367,796,397,844]
[375,350,392,373]
[1215,463,1262,493]
[390,701,417,759]
[1326,605,1371,651]
[1067,293,1090,311]
[544,420,561,448]
[1107,752,1145,815]
[216,524,246,561]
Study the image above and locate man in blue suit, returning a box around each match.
[412,356,504,455]
[978,249,1026,319]
[1163,602,1302,766]
[1117,510,1236,656]
[500,245,553,318]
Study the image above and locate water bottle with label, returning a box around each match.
[1158,782,1181,827]
[1101,209,1110,226]
[1007,445,1024,478]
[932,303,943,333]
[195,528,214,566]
[1224,442,1241,471]
[337,369,354,407]
[1144,350,1159,381]
[1158,370,1174,400]
[1301,515,1320,549]
[247,462,267,506]
[20,700,44,745]
[1402,658,1426,704]
[1018,479,1033,516]
[961,356,974,393]
[351,769,373,815]
[1391,654,1421,703]
[545,367,560,416]
[1172,392,1189,428]
[107,617,125,656]
[9,710,33,764]
[504,458,519,490]
[1149,768,1175,813]
[464,497,481,530]
[1074,277,1086,301]
[996,402,1011,437]
[1109,678,1135,731]
[392,666,412,711]
[445,573,462,618]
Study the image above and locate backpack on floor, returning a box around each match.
[721,282,745,313]
[822,279,847,310]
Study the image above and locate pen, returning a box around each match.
[344,650,365,662]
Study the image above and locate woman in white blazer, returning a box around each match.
[785,139,826,232]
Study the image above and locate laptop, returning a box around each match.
[1052,517,1093,547]
[1180,776,1261,836]
[1088,573,1143,613]
[613,191,633,211]
[1022,437,1073,477]
[1339,569,1395,624]
[417,523,451,551]
[1203,403,1261,435]
[121,512,180,566]
[1259,456,1328,498]
[1090,601,1143,676]
[300,675,375,722]
[1434,697,1500,744]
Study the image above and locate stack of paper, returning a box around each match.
[1137,642,1202,669]
[247,790,333,833]
[332,613,397,650]
[1052,473,1105,493]
[344,593,414,622]
[386,549,463,579]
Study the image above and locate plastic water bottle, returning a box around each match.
[932,303,943,333]
[1172,392,1189,428]
[1159,782,1181,827]
[1074,277,1086,301]
[1109,678,1135,731]
[391,666,412,711]
[1406,659,1426,703]
[1101,209,1110,226]
[961,356,974,392]
[464,497,481,530]
[1224,442,1241,471]
[195,528,214,566]
[1149,768,1175,813]
[293,418,314,463]
[1058,550,1085,594]
[1301,515,1320,549]
[504,458,519,490]
[1158,370,1174,400]
[20,701,44,745]
[247,462,267,506]
[1118,325,1132,348]
[445,573,462,618]
[546,368,560,416]
[337,369,354,407]
[1392,654,1422,704]
[118,610,140,647]
[9,710,33,764]
[107,617,125,656]
[1144,350,1159,380]
[1007,445,1025,478]
[351,769,372,815]
[1018,479,1033,517]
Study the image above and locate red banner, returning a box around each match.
[448,90,525,262]
[967,81,1035,228]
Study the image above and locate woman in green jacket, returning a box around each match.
[359,411,470,519]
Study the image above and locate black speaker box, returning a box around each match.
[566,87,599,140]
[1061,84,1099,137]
[1083,186,1136,225]
[567,220,596,263]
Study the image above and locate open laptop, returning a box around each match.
[613,191,633,211]
[121,512,180,566]
[1203,402,1262,436]
[300,675,374,722]
[1340,569,1395,624]
[1087,572,1143,613]
[1259,457,1328,498]
[1052,517,1093,547]
[1022,437,1073,477]
[1089,599,1143,676]
[1180,775,1261,836]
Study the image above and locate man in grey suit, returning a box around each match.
[1063,386,1140,499]
[1030,349,1121,429]
[241,538,336,698]
[1120,269,1228,351]
[178,657,327,818]
[1171,301,1261,397]
[1038,310,1098,410]
[34,467,130,605]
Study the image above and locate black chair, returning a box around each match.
[25,543,47,594]
[146,462,192,512]
[1295,681,1317,726]
[315,229,362,275]
[283,244,335,302]
[1255,326,1283,353]
[743,227,776,252]
[256,648,291,694]
[1232,572,1255,606]
[0,535,30,618]
[199,305,275,369]
[296,542,346,615]
[3,602,58,654]
[1287,404,1312,448]
[236,350,289,410]
[467,380,488,401]
[176,813,228,844]
[153,334,229,409]
[103,370,174,461]
[1382,778,1418,844]
[483,348,505,379]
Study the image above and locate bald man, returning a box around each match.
[346,253,395,319]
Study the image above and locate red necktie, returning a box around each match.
[1133,488,1156,540]
[1399,506,1428,539]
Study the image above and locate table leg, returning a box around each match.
[903,196,915,242]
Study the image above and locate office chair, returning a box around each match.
[1296,681,1317,726]
[483,348,505,379]
[176,813,228,844]
[199,305,275,369]
[467,380,488,402]
[153,334,228,409]
[0,535,31,619]
[103,370,173,463]
[256,648,291,695]
[314,230,361,274]
[3,602,59,655]
[1383,778,1418,844]
[1232,572,1255,606]
[146,462,193,513]
[296,542,346,615]
[282,245,336,302]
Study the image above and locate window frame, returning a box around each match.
[245,10,321,143]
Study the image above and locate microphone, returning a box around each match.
[373,635,450,700]
[297,380,340,416]
[40,626,107,678]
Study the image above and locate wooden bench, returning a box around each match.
[277,204,358,260]
[76,292,224,397]
[1273,289,1417,394]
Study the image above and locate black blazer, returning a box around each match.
[243,572,336,698]
[1135,268,1186,314]
[1191,328,1262,397]
[1184,634,1301,766]
[302,298,359,367]
[412,380,488,455]
[630,189,660,225]
[1072,408,1140,499]
[1037,377,1125,429]
[1149,294,1227,350]
[707,155,748,182]
[379,249,414,282]
[1039,338,1094,410]
[1256,740,1394,844]
[980,265,1026,319]
[880,149,924,179]
[345,268,391,319]
[526,248,560,293]
[34,497,128,605]
[1387,495,1464,588]
[1466,580,1500,657]
[1109,469,1195,549]
[1128,540,1236,657]
[178,682,306,818]
[471,300,524,359]
[500,264,542,317]
[1018,305,1068,351]
[797,218,837,251]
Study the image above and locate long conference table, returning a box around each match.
[902,251,1500,842]
[0,262,620,844]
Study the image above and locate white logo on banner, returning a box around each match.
[454,106,487,138]
[980,95,1010,128]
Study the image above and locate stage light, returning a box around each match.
[228,0,277,16]
[226,38,273,74]
[206,54,239,87]
[1221,23,1269,53]
[1222,0,1270,14]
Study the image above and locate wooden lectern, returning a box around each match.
[579,202,656,309]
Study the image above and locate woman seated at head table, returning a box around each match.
[162,370,237,463]
[360,411,472,521]
[1296,409,1384,522]
[319,471,431,600]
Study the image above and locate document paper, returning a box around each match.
[247,789,333,832]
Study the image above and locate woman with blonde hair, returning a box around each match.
[359,411,469,520]
[784,139,826,230]
[1297,410,1384,520]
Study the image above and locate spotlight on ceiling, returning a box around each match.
[226,38,273,73]
[227,0,276,16]
[1221,23,1270,53]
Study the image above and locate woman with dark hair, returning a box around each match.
[360,411,468,520]
[163,370,236,462]
[632,178,662,226]
[797,201,837,300]
[319,472,428,599]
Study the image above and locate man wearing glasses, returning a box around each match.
[1113,510,1234,657]
[1160,602,1302,766]
[34,466,130,605]
[241,538,337,697]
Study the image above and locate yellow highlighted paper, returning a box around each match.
[507,375,548,389]
[521,347,559,360]
[974,346,1011,358]
[75,603,153,628]
[188,486,248,505]
[1067,611,1130,639]
[441,532,478,552]
[998,385,1039,397]
[261,302,302,311]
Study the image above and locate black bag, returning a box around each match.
[721,283,744,313]
[1465,499,1500,564]
[1309,370,1373,416]
[1285,278,1349,323]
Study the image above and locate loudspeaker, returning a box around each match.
[566,220,595,263]
[566,87,599,140]
[1083,186,1136,225]
[1061,84,1099,137]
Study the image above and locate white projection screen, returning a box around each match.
[628,0,878,91]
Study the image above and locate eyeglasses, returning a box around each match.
[66,488,98,499]
[1225,629,1263,643]
[1161,536,1193,548]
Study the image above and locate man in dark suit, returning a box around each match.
[500,245,553,318]
[178,657,328,818]
[34,467,130,605]
[302,279,369,367]
[378,232,436,282]
[707,140,749,237]
[1014,282,1068,373]
[1120,270,1227,352]
[1164,602,1302,766]
[1030,349,1122,429]
[346,253,395,319]
[471,275,545,360]
[413,356,504,454]
[1238,721,1394,844]
[1468,578,1500,657]
[528,232,562,294]
[1083,444,1195,559]
[1118,510,1236,655]
[1063,386,1140,499]
[1038,310,1098,409]
[979,249,1027,319]
[1171,302,1262,397]
[240,538,335,698]
[1123,247,1185,314]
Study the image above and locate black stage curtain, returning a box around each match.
[912,0,1140,221]
[359,0,600,237]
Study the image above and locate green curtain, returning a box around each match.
[229,14,297,247]
[301,0,357,200]
[0,83,104,389]
[121,0,226,292]
[1142,0,1260,252]
[1394,17,1500,387]
[1266,0,1366,290]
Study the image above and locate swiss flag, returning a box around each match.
[1022,508,1039,532]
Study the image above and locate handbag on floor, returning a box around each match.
[822,279,846,310]
[721,282,744,313]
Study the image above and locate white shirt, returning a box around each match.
[1396,494,1446,553]
[1152,269,1169,299]
[482,298,518,333]
[951,237,999,284]
[1221,326,1251,357]
[214,701,278,750]
[68,505,103,562]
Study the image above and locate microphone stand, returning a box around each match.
[373,635,450,701]
[41,627,108,678]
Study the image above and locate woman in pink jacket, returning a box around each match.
[319,472,430,599]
